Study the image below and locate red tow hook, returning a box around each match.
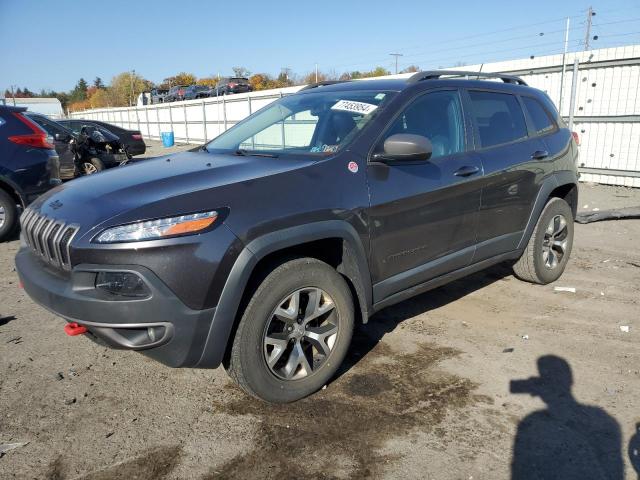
[64,322,88,336]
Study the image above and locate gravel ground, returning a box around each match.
[1,182,639,480]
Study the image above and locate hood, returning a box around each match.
[30,151,314,231]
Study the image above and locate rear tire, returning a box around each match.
[82,157,105,175]
[226,258,354,403]
[513,197,574,284]
[0,189,18,243]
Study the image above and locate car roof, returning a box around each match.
[299,71,534,95]
[0,104,27,113]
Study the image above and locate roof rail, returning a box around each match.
[407,70,528,86]
[299,80,350,91]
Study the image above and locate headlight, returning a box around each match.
[94,211,218,243]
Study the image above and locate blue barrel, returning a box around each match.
[161,131,174,148]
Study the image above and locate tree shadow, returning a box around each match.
[334,262,513,379]
[510,355,624,479]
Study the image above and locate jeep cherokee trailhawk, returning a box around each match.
[16,71,578,403]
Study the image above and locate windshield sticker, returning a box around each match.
[374,93,386,100]
[311,144,339,153]
[331,100,378,115]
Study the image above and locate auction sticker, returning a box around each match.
[348,161,359,173]
[332,100,378,115]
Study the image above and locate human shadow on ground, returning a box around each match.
[510,355,624,480]
[630,423,640,480]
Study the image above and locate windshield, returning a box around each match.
[206,89,396,156]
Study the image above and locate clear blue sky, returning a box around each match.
[1,0,639,94]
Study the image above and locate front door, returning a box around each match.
[367,89,483,302]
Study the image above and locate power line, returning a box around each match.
[305,10,589,71]
[305,10,639,76]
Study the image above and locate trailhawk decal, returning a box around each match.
[331,100,378,115]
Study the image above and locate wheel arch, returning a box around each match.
[196,220,372,368]
[517,171,578,251]
[0,177,26,209]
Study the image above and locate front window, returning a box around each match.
[206,89,396,156]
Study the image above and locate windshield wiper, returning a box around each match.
[235,149,279,158]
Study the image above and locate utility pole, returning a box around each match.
[10,85,16,106]
[584,6,595,51]
[559,17,571,113]
[389,53,403,74]
[130,69,136,107]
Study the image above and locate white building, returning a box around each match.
[1,97,64,118]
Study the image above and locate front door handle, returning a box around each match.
[531,150,549,160]
[454,165,480,177]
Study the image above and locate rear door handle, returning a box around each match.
[531,150,549,160]
[454,165,480,177]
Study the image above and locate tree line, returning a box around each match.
[6,65,420,113]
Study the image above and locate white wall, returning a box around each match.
[71,45,640,187]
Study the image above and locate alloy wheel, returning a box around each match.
[0,206,5,229]
[263,287,338,380]
[542,214,568,269]
[83,163,98,175]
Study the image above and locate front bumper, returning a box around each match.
[15,247,216,368]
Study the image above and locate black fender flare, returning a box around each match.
[517,170,578,250]
[196,220,372,368]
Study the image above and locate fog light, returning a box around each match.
[95,272,150,298]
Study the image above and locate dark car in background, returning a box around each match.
[216,77,252,95]
[25,113,77,180]
[28,114,132,176]
[182,85,210,101]
[58,119,146,156]
[0,105,60,241]
[165,85,188,102]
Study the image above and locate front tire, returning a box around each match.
[227,258,354,403]
[0,189,18,242]
[82,157,105,175]
[513,197,574,284]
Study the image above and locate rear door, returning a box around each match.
[464,89,546,261]
[367,89,483,302]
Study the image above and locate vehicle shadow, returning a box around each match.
[334,262,513,379]
[510,355,624,479]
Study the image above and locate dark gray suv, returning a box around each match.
[16,71,579,403]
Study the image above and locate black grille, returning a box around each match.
[20,209,78,271]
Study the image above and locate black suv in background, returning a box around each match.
[216,77,252,95]
[16,71,579,403]
[182,85,210,100]
[0,106,60,241]
[164,85,188,102]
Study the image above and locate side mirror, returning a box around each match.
[54,132,70,142]
[374,133,432,163]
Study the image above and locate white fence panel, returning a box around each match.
[70,46,640,187]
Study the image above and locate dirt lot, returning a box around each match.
[1,182,639,480]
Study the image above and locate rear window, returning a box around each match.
[522,96,556,135]
[468,91,528,148]
[230,78,248,84]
